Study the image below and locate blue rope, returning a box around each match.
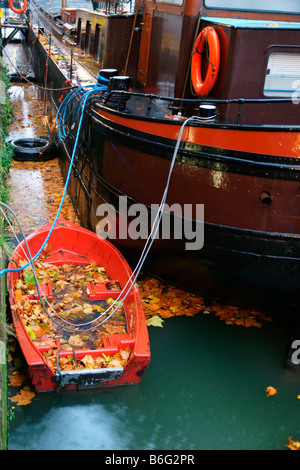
[0,78,108,277]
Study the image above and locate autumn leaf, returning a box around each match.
[146,315,164,327]
[8,371,27,387]
[149,297,160,304]
[24,272,36,285]
[103,324,126,334]
[138,276,271,328]
[265,386,278,397]
[119,347,131,363]
[83,303,94,314]
[286,437,300,450]
[14,289,23,303]
[107,354,124,368]
[81,354,95,369]
[68,335,85,348]
[107,348,131,368]
[9,389,35,406]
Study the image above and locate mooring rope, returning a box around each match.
[0,63,204,330]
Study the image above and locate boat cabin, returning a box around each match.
[75,0,300,124]
[61,8,77,26]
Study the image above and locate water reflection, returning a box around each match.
[10,403,134,450]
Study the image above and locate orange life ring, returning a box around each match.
[9,0,27,14]
[191,26,220,97]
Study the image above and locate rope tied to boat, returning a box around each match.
[59,79,73,104]
[0,71,205,331]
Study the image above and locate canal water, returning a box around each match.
[7,315,300,450]
[3,43,300,451]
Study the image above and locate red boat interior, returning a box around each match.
[7,221,150,390]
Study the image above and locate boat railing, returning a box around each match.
[101,90,296,125]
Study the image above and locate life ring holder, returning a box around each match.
[191,26,220,97]
[9,0,27,14]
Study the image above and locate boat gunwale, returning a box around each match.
[89,108,300,183]
[93,93,300,133]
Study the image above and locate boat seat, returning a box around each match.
[44,249,94,266]
[25,282,54,300]
[87,280,122,300]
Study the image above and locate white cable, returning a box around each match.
[3,106,201,331]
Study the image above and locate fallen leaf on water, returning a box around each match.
[286,437,300,450]
[8,371,27,387]
[146,315,164,327]
[138,276,271,327]
[9,389,35,406]
[265,386,278,397]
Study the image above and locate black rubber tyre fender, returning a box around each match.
[8,73,23,82]
[11,137,57,162]
[8,72,37,83]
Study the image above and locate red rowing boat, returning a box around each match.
[7,220,150,392]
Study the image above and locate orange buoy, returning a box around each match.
[191,26,220,97]
[9,0,27,14]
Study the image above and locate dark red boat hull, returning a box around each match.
[57,105,299,316]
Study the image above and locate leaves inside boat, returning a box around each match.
[11,250,131,373]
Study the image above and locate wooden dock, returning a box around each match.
[0,18,28,54]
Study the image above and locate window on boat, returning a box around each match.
[94,24,103,63]
[204,0,300,14]
[85,20,91,53]
[77,18,82,48]
[263,51,300,97]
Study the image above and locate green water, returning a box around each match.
[8,314,300,450]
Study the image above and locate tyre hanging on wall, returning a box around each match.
[11,137,58,162]
[8,72,37,83]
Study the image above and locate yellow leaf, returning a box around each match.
[149,297,160,304]
[83,303,94,314]
[146,315,164,327]
[25,326,36,340]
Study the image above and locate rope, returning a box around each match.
[59,79,73,104]
[1,51,206,332]
[42,50,50,115]
[0,81,108,278]
[2,46,77,92]
[1,113,203,332]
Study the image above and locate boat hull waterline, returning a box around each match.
[81,103,300,314]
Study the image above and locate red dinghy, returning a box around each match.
[7,220,150,392]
